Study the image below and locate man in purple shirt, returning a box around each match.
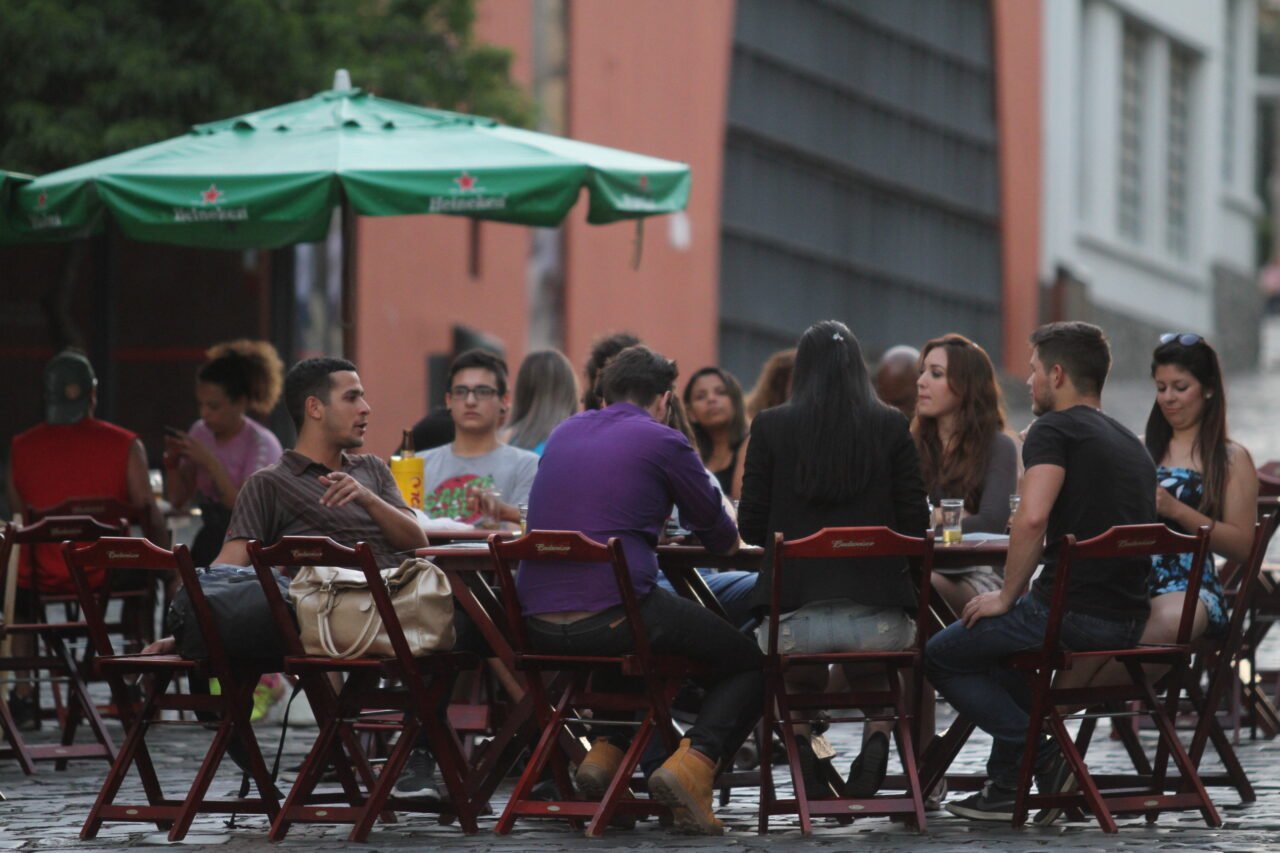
[516,346,762,835]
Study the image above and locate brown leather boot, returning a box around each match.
[575,737,624,797]
[647,738,724,835]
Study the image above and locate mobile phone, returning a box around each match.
[163,426,185,438]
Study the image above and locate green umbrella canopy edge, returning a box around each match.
[1,89,691,249]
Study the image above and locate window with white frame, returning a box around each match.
[1117,22,1146,242]
[1167,46,1192,258]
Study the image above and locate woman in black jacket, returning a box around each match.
[739,319,930,798]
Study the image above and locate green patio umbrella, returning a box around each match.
[0,87,690,249]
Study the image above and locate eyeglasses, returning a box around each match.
[1159,332,1204,347]
[450,384,498,401]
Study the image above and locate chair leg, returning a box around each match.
[268,711,344,841]
[758,697,776,835]
[350,717,420,842]
[1012,673,1050,828]
[80,675,171,839]
[0,695,38,775]
[917,715,975,798]
[169,716,234,841]
[1136,672,1223,829]
[773,688,812,835]
[1049,710,1117,833]
[415,675,481,835]
[586,713,655,837]
[495,675,577,835]
[893,695,927,833]
[48,631,115,769]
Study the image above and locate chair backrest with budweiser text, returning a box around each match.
[770,527,936,657]
[488,531,645,661]
[246,536,363,659]
[1050,523,1211,651]
[0,515,130,601]
[27,497,140,527]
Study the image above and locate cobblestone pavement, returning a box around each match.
[3,691,1280,852]
[4,321,1280,851]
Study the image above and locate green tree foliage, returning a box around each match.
[0,0,530,174]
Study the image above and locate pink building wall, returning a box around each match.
[353,0,736,453]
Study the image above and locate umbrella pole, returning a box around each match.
[340,197,359,360]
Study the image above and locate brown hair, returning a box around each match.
[911,334,1007,513]
[745,348,796,419]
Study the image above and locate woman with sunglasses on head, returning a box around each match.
[1143,333,1257,640]
[912,334,1019,616]
[1068,333,1258,699]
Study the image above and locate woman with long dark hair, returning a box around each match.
[738,320,929,799]
[503,350,579,455]
[912,334,1018,614]
[683,366,748,496]
[1143,335,1256,636]
[1073,334,1257,695]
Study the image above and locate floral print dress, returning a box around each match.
[1151,466,1228,635]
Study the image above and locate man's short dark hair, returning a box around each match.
[583,332,641,410]
[448,349,508,398]
[284,357,357,430]
[1030,321,1111,396]
[600,345,678,408]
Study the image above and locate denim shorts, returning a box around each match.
[756,598,915,654]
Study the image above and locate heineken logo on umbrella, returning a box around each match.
[27,191,61,229]
[173,182,248,223]
[429,171,507,213]
[617,174,661,212]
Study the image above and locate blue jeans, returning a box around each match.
[656,568,757,630]
[924,594,1146,789]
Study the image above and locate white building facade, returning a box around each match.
[1040,0,1262,373]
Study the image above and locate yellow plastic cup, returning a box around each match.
[389,455,425,510]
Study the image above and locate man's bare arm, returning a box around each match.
[999,463,1064,603]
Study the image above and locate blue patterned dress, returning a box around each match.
[1151,466,1228,635]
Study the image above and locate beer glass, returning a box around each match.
[940,499,964,545]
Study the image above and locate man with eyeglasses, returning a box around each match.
[416,349,538,529]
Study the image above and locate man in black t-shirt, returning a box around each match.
[926,322,1155,824]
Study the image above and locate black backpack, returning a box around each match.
[166,564,294,668]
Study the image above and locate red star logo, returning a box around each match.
[454,172,478,192]
[36,192,47,210]
[638,176,649,192]
[200,184,223,205]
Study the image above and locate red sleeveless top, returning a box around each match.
[10,418,137,592]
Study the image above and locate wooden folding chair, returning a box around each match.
[26,496,160,651]
[0,516,124,774]
[1006,523,1219,832]
[1182,499,1280,799]
[1077,503,1280,807]
[63,537,279,840]
[247,537,482,841]
[758,527,935,835]
[488,530,702,836]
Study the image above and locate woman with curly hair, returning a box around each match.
[912,334,1019,615]
[164,339,285,566]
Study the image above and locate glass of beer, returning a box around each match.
[940,499,964,545]
[518,503,529,536]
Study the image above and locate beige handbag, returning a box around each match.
[290,557,456,659]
